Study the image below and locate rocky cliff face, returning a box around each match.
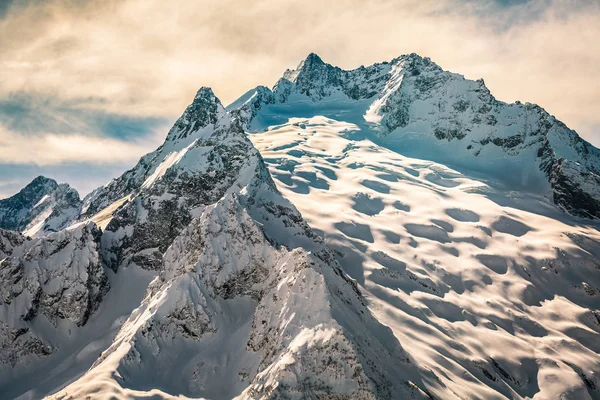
[0,223,108,368]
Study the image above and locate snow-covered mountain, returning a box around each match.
[0,176,82,237]
[233,54,600,399]
[231,53,600,219]
[0,52,599,400]
[1,86,431,399]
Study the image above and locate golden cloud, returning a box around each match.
[0,0,598,144]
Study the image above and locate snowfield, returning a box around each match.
[0,53,599,399]
[250,114,600,399]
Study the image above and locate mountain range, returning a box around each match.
[0,53,599,400]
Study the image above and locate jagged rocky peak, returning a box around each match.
[24,175,58,192]
[283,52,330,82]
[25,175,57,190]
[87,85,281,272]
[279,52,387,101]
[297,51,326,69]
[167,86,228,142]
[0,176,58,222]
[79,87,234,220]
[401,52,443,72]
[0,176,82,236]
[277,52,449,102]
[227,85,277,126]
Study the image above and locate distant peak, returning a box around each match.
[405,52,424,60]
[254,85,272,94]
[194,86,218,102]
[30,175,55,185]
[27,176,58,190]
[282,52,336,85]
[296,52,328,73]
[303,52,325,65]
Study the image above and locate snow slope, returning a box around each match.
[235,52,600,399]
[247,112,600,399]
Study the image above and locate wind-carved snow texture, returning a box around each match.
[0,176,82,237]
[234,52,600,400]
[1,52,600,400]
[248,114,600,397]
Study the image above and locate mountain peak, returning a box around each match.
[282,52,335,84]
[10,176,58,204]
[193,86,219,102]
[302,52,325,66]
[293,52,327,74]
[27,175,58,190]
[167,86,227,142]
[0,176,80,236]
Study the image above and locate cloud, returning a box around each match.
[0,178,26,199]
[0,92,170,139]
[0,0,598,145]
[0,122,166,165]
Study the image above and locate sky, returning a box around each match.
[0,0,599,198]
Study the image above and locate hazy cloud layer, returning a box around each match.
[0,0,598,196]
[0,93,169,138]
[0,122,166,165]
[0,118,168,197]
[1,0,599,139]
